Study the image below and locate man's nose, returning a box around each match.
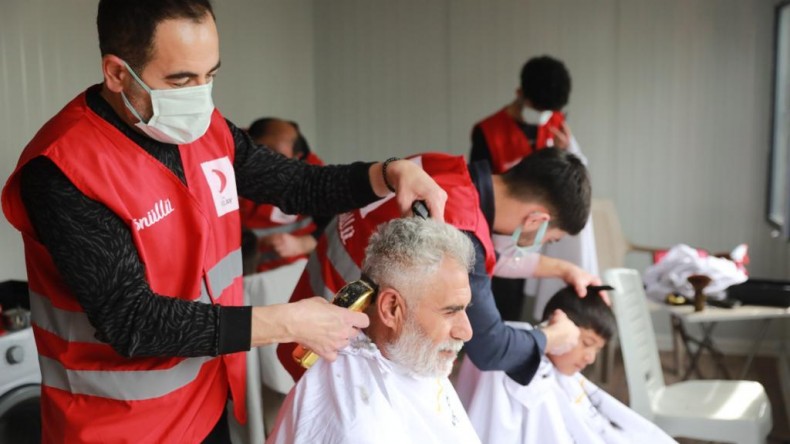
[452,312,473,342]
[195,75,213,86]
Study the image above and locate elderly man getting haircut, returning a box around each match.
[267,218,480,444]
[279,149,600,387]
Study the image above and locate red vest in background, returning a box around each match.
[2,91,246,443]
[477,107,565,173]
[277,153,496,381]
[240,153,324,273]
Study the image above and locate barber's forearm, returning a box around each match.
[367,162,391,197]
[229,119,379,215]
[533,255,574,281]
[250,305,296,347]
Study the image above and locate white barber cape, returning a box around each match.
[267,334,480,444]
[456,355,677,444]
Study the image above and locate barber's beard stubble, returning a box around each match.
[385,314,464,378]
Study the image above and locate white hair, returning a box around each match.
[361,217,475,302]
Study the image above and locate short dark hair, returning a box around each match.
[97,0,215,72]
[247,117,280,142]
[247,117,310,159]
[501,148,591,234]
[541,286,617,342]
[520,56,571,111]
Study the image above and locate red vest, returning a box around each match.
[277,153,496,381]
[239,153,324,273]
[2,91,246,443]
[477,108,565,173]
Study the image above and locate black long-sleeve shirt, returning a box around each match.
[19,85,379,358]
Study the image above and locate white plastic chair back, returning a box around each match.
[604,268,773,443]
[604,268,665,420]
[592,199,633,271]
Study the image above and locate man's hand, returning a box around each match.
[534,255,610,305]
[369,160,447,221]
[251,297,369,361]
[265,233,317,258]
[562,263,601,296]
[562,264,611,305]
[541,309,580,356]
[549,122,573,150]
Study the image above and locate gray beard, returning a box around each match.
[384,314,463,378]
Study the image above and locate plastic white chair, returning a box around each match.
[604,268,773,443]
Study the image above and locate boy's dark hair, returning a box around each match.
[501,148,591,235]
[520,56,571,111]
[97,0,215,72]
[541,286,617,342]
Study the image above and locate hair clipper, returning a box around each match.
[292,279,378,369]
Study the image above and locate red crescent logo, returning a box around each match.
[212,169,227,193]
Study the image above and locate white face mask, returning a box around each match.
[521,106,553,126]
[121,61,214,145]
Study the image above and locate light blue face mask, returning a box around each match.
[510,219,549,254]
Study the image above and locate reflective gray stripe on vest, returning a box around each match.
[325,218,361,284]
[305,251,334,300]
[252,217,313,238]
[303,217,361,300]
[198,248,243,304]
[29,290,101,343]
[39,354,214,400]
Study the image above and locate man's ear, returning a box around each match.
[376,288,406,333]
[525,210,551,230]
[102,54,128,93]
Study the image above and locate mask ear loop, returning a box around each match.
[120,61,153,125]
[530,218,549,249]
[122,61,153,94]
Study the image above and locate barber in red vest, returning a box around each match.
[279,149,603,385]
[470,55,599,324]
[0,1,447,442]
[240,118,328,274]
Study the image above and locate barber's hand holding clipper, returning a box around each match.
[292,280,378,367]
[252,297,369,362]
[372,157,447,221]
[540,309,580,356]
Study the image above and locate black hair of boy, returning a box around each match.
[541,286,617,342]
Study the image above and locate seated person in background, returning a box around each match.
[267,217,481,444]
[457,286,677,444]
[279,149,601,387]
[240,117,328,275]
